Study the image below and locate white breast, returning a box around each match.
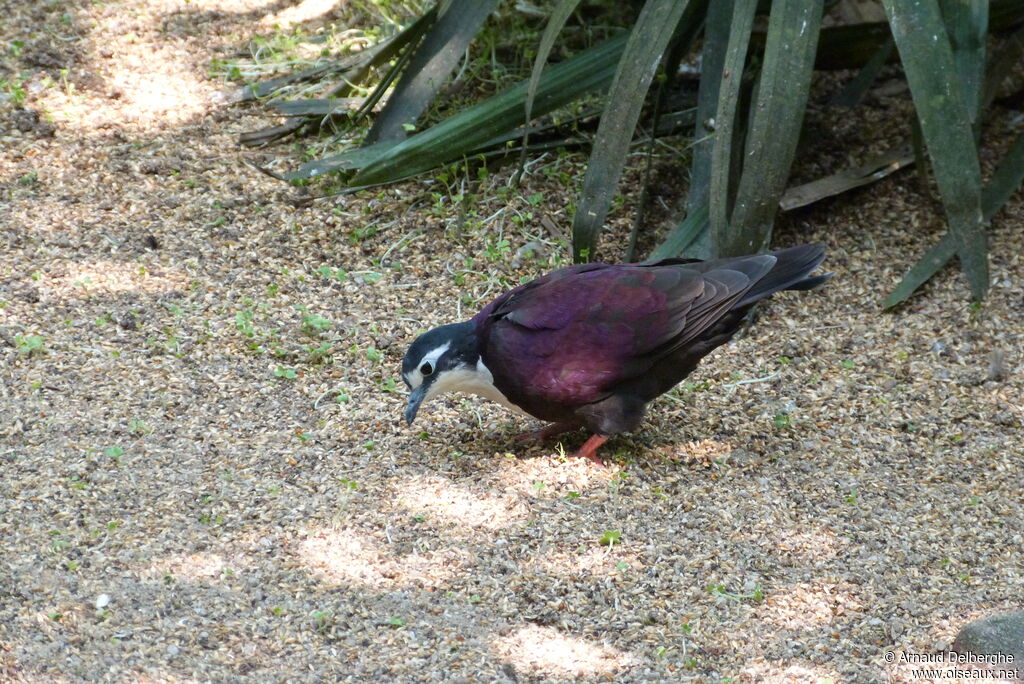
[426,358,528,416]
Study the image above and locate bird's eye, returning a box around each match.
[420,362,433,376]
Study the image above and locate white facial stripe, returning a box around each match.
[422,358,526,415]
[405,341,451,389]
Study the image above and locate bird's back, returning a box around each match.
[474,244,829,431]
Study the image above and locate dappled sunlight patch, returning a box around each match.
[533,545,644,578]
[101,57,209,125]
[144,552,232,582]
[185,0,280,11]
[262,0,339,27]
[42,260,186,299]
[655,438,733,464]
[9,199,98,236]
[741,661,841,683]
[0,655,73,684]
[32,0,221,131]
[757,580,862,630]
[298,527,469,589]
[493,625,636,678]
[395,474,528,530]
[129,674,205,684]
[490,451,610,493]
[771,527,848,563]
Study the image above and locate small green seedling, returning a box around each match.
[301,313,332,335]
[15,334,45,355]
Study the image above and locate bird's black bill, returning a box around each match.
[405,385,426,426]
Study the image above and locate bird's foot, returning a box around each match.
[514,422,577,443]
[571,434,609,466]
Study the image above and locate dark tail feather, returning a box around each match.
[736,243,831,307]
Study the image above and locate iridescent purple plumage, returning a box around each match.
[404,244,829,464]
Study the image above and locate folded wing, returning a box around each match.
[475,256,776,406]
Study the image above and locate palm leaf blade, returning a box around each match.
[707,0,758,250]
[884,131,1024,307]
[365,0,500,144]
[718,0,824,256]
[882,0,988,299]
[682,0,735,259]
[571,0,695,261]
[648,202,709,261]
[350,33,629,186]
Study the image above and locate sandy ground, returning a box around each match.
[2,1,1023,682]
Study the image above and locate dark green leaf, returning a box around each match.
[683,0,734,259]
[572,0,696,262]
[981,131,1024,220]
[830,36,894,107]
[908,117,931,196]
[239,119,307,147]
[648,201,709,260]
[350,33,629,186]
[625,0,707,263]
[525,0,582,126]
[982,22,1024,109]
[882,234,955,309]
[236,9,436,102]
[779,147,913,212]
[284,140,402,179]
[718,0,824,256]
[707,0,758,251]
[519,0,583,179]
[883,130,1024,308]
[285,104,617,181]
[269,98,364,116]
[766,21,890,71]
[941,0,988,125]
[883,0,988,299]
[365,0,500,144]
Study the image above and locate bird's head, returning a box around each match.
[401,321,479,426]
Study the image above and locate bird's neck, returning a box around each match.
[433,321,528,416]
[448,320,481,365]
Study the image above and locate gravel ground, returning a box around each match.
[2,2,1022,682]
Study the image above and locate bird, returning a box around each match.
[401,243,830,464]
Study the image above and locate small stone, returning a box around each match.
[511,241,547,268]
[11,108,40,132]
[951,610,1024,666]
[94,593,110,610]
[167,644,180,657]
[501,662,519,682]
[117,312,139,330]
[987,349,1008,382]
[16,286,40,303]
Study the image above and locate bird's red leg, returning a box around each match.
[515,422,577,443]
[572,434,609,466]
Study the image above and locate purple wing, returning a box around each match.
[473,258,773,407]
